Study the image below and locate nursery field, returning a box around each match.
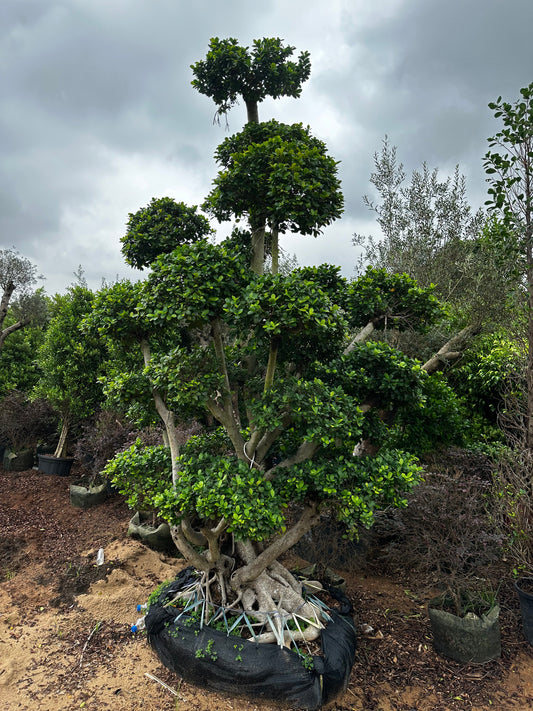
[1,464,533,711]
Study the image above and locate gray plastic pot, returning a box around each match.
[428,601,501,663]
[70,480,108,509]
[3,448,35,471]
[127,511,179,554]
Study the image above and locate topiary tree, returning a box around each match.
[92,38,457,651]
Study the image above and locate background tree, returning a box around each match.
[484,82,533,449]
[35,285,107,457]
[353,137,513,327]
[0,249,46,350]
[0,312,48,397]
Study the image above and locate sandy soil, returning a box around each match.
[1,465,533,711]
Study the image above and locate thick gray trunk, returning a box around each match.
[140,339,181,484]
[422,325,481,374]
[251,225,265,275]
[54,417,69,458]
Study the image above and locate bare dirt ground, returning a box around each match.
[1,465,533,711]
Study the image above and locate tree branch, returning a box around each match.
[344,320,375,355]
[140,339,181,484]
[181,518,207,547]
[255,413,293,465]
[0,280,15,333]
[264,335,280,392]
[231,503,320,588]
[171,525,210,573]
[265,440,319,480]
[422,325,481,374]
[0,316,31,349]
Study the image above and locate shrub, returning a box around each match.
[372,469,503,615]
[492,448,533,576]
[0,390,58,451]
[73,411,144,480]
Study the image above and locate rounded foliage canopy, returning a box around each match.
[121,197,213,269]
[204,120,343,235]
[191,37,311,116]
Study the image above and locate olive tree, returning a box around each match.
[353,137,515,327]
[93,38,453,647]
[0,249,47,350]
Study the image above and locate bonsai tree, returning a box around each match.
[35,285,107,458]
[92,38,455,649]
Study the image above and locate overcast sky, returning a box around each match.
[2,0,533,295]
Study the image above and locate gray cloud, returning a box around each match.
[1,0,532,292]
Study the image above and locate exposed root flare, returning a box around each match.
[231,565,325,644]
[253,624,322,646]
[167,530,328,646]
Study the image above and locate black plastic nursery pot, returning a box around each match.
[37,454,74,476]
[515,577,533,645]
[428,599,501,664]
[144,568,357,710]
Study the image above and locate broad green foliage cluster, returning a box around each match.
[346,268,443,332]
[121,198,213,269]
[450,332,525,420]
[191,38,310,119]
[204,120,344,235]
[0,318,46,396]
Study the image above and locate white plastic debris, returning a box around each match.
[96,548,105,566]
[131,616,146,633]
